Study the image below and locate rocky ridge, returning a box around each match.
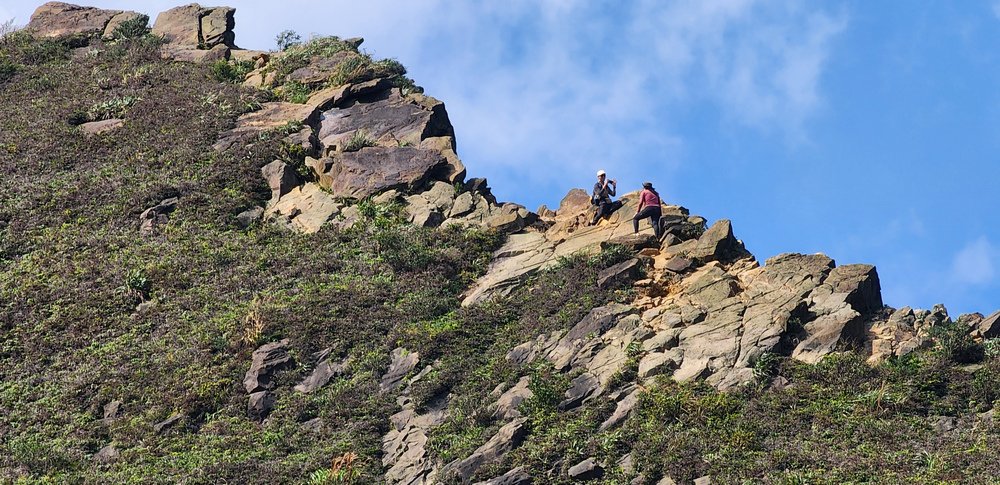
[22,3,1000,484]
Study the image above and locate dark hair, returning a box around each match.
[643,182,659,198]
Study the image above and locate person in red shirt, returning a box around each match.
[633,182,662,238]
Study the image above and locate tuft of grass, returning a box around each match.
[342,130,377,152]
[267,35,355,81]
[85,95,140,122]
[279,80,312,104]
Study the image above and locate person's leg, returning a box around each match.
[634,206,654,233]
[592,201,606,225]
[650,208,662,238]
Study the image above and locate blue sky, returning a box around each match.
[4,1,998,317]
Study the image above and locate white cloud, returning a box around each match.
[7,1,844,205]
[951,237,996,285]
[332,0,848,202]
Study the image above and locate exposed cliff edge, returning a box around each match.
[3,3,999,484]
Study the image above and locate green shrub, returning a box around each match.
[931,322,983,364]
[210,59,255,84]
[5,33,69,65]
[752,351,782,383]
[342,130,377,152]
[983,338,1000,358]
[111,14,150,40]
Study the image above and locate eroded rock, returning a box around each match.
[80,118,124,135]
[27,2,127,39]
[139,197,178,237]
[381,347,419,392]
[309,147,449,200]
[568,458,604,480]
[442,417,529,482]
[243,339,293,393]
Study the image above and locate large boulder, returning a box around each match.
[597,258,641,289]
[820,264,883,315]
[152,4,236,48]
[555,188,593,220]
[260,160,300,201]
[317,90,454,154]
[308,78,394,110]
[308,147,451,200]
[27,2,127,39]
[686,219,751,263]
[200,6,235,48]
[792,305,865,364]
[734,253,834,367]
[976,310,1000,339]
[152,4,202,45]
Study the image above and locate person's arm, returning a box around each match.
[608,181,616,197]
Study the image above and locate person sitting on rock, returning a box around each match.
[590,169,617,225]
[633,182,662,238]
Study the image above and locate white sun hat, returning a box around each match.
[596,169,606,176]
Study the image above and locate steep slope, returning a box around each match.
[2,3,1000,484]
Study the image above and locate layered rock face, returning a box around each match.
[27,2,141,39]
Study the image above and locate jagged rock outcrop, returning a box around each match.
[152,3,237,61]
[440,417,530,482]
[294,349,347,394]
[243,339,294,420]
[317,90,454,157]
[214,103,320,152]
[463,191,691,306]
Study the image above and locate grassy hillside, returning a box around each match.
[3,26,1000,485]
